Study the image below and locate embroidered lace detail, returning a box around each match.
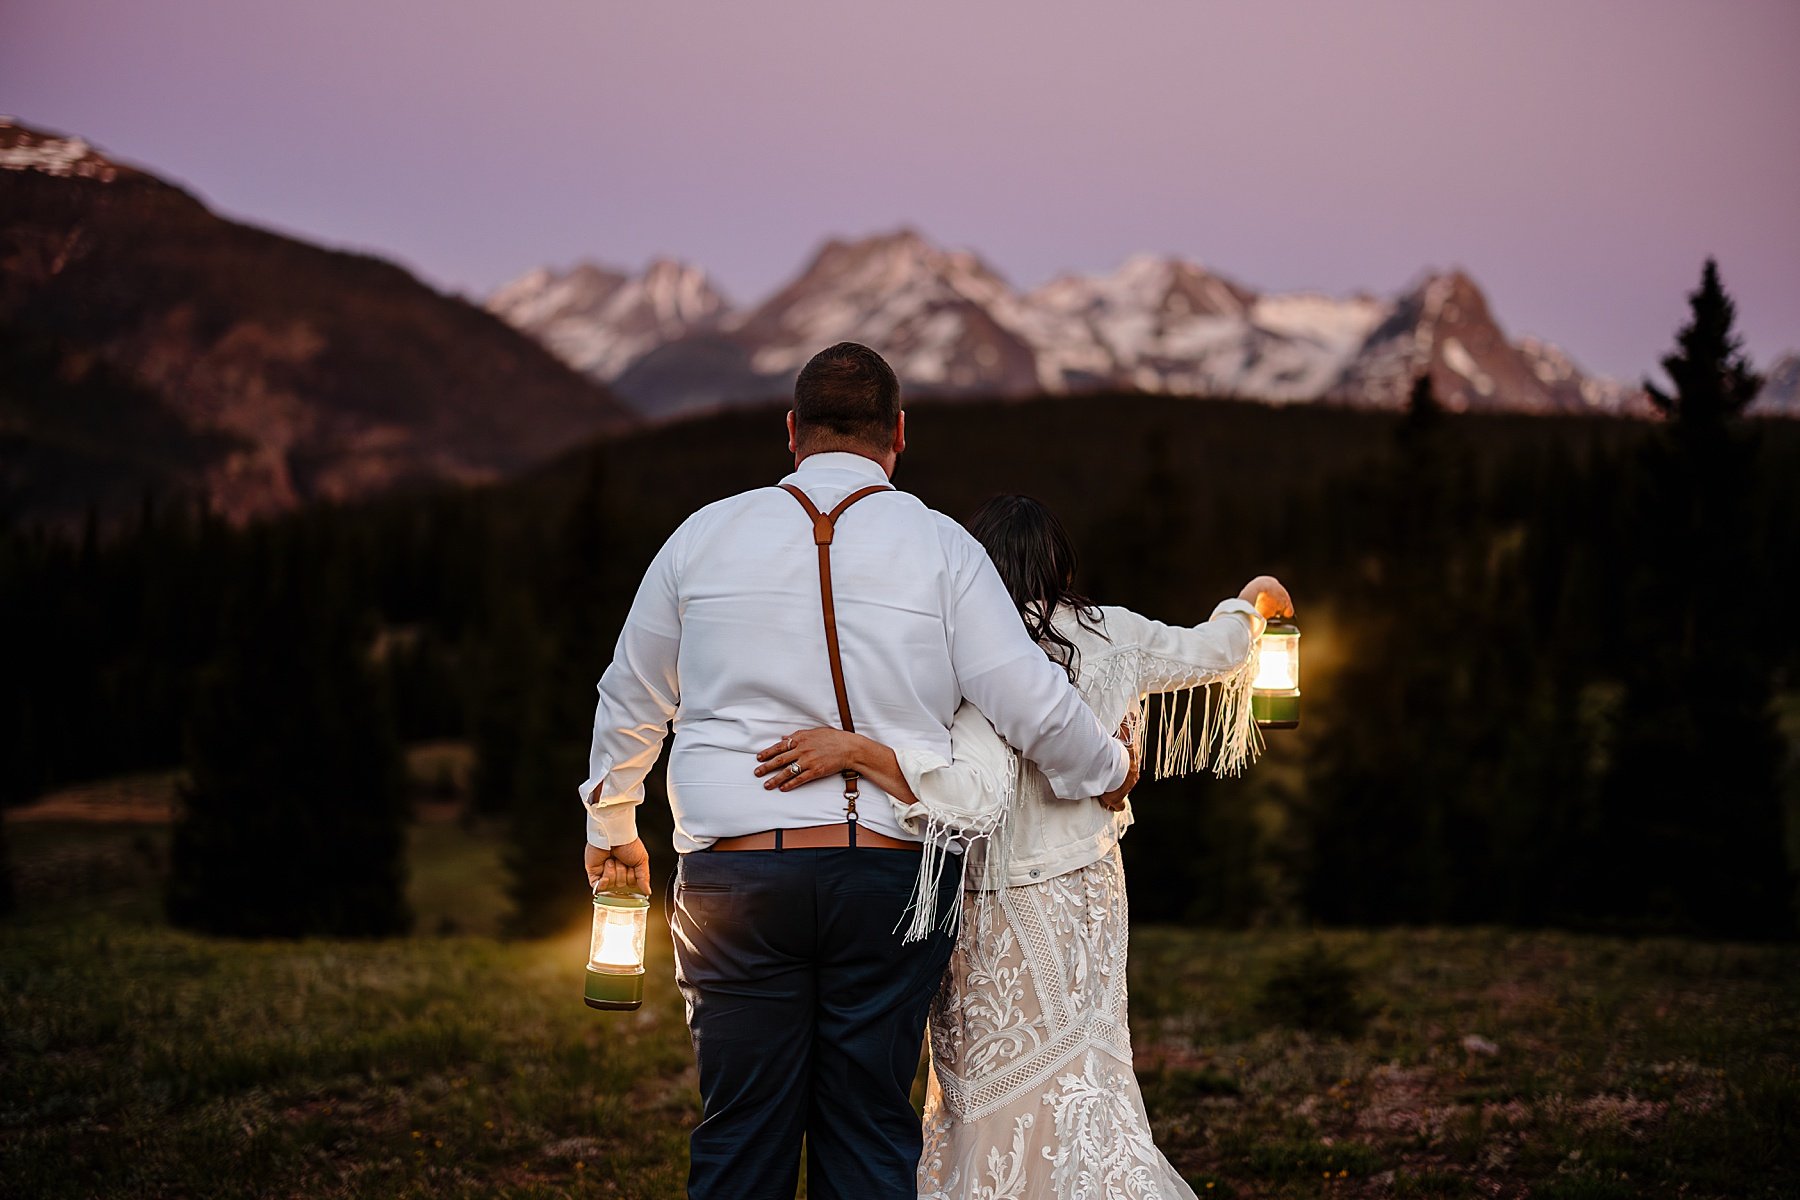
[1040,1050,1174,1199]
[919,851,1198,1199]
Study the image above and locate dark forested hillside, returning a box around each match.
[8,392,1799,935]
[0,120,634,531]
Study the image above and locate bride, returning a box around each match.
[755,494,1292,1198]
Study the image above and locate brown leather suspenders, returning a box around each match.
[780,482,892,830]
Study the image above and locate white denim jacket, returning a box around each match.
[896,598,1264,889]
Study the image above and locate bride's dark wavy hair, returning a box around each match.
[966,494,1106,683]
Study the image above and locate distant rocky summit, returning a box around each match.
[1751,353,1800,416]
[492,228,1682,419]
[1,118,633,528]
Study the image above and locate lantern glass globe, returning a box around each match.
[1252,620,1301,729]
[586,892,650,1012]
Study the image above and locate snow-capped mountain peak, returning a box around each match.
[486,257,728,381]
[489,229,1660,418]
[0,117,131,182]
[726,229,1038,390]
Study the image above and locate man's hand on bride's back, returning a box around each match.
[1238,575,1295,621]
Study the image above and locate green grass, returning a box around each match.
[1,815,694,1200]
[4,803,1798,1198]
[1131,926,1800,1197]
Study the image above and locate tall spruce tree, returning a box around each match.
[469,585,573,935]
[483,454,620,935]
[1304,373,1464,922]
[1595,259,1791,936]
[1645,260,1763,434]
[167,524,410,937]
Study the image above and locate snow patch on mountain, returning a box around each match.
[1516,337,1644,413]
[1751,352,1800,416]
[0,117,124,181]
[1442,337,1494,396]
[487,258,727,380]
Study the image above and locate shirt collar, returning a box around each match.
[790,451,891,483]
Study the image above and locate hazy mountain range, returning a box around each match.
[492,230,1799,421]
[1,118,632,526]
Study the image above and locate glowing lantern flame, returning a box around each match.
[591,907,646,972]
[586,892,649,1011]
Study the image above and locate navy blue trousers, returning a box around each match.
[670,845,959,1200]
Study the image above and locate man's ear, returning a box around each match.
[892,411,906,457]
[787,411,798,455]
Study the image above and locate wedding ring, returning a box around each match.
[788,762,802,777]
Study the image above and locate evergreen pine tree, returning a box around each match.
[467,585,574,935]
[1596,259,1791,936]
[1402,371,1443,445]
[1304,383,1462,923]
[1645,260,1763,433]
[469,615,541,819]
[504,730,588,938]
[167,525,411,937]
[502,452,664,935]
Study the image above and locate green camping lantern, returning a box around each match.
[585,891,649,1011]
[1252,618,1301,729]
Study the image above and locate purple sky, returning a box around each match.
[7,0,1798,379]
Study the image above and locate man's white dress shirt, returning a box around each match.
[581,451,1129,852]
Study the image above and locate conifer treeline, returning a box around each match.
[4,264,1796,937]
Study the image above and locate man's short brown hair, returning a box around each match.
[793,342,901,452]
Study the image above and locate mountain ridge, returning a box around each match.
[496,230,1786,421]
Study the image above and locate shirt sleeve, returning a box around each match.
[580,526,684,849]
[892,702,1015,832]
[946,535,1128,801]
[1108,598,1266,695]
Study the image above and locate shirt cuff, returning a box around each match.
[1211,597,1267,638]
[585,804,639,849]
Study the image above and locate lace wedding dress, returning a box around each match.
[912,600,1264,1200]
[917,847,1195,1200]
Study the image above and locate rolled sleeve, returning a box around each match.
[892,702,1017,833]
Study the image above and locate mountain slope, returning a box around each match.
[1751,353,1800,416]
[0,118,634,526]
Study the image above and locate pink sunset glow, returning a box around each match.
[5,0,1797,379]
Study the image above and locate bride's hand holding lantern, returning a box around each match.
[1238,575,1293,620]
[1239,575,1301,729]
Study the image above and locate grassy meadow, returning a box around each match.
[3,758,1797,1199]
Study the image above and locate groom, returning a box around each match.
[581,342,1130,1199]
